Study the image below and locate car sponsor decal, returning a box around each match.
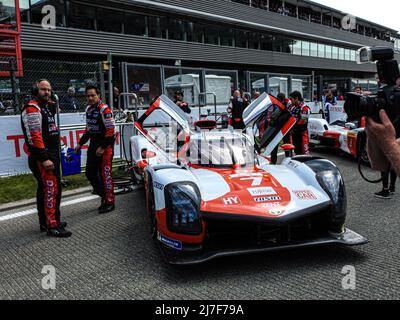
[153,181,164,191]
[269,208,285,216]
[158,234,183,251]
[293,190,317,200]
[260,202,281,208]
[254,196,281,203]
[248,187,277,197]
[222,196,242,206]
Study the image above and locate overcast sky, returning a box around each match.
[311,0,399,32]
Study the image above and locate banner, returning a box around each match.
[326,101,347,124]
[0,113,122,177]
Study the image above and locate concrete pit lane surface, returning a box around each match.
[1,149,400,300]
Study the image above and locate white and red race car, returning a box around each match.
[308,117,369,163]
[130,94,367,265]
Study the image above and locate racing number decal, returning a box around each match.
[240,177,263,187]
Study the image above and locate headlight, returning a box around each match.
[165,182,202,235]
[317,170,347,233]
[317,171,341,204]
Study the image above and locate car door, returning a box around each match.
[135,94,191,160]
[243,92,297,156]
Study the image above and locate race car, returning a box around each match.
[308,117,369,163]
[131,94,367,265]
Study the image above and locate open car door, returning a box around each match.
[243,93,296,156]
[135,95,191,159]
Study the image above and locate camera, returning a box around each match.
[344,47,400,122]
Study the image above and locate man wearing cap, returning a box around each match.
[174,90,191,114]
[60,87,80,112]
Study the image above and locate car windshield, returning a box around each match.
[185,132,255,168]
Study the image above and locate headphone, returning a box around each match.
[31,79,51,98]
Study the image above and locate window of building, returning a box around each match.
[301,41,310,56]
[204,26,219,45]
[269,0,283,14]
[338,47,345,60]
[220,27,234,47]
[168,18,186,41]
[333,16,341,29]
[124,12,146,36]
[310,9,321,24]
[285,3,297,17]
[325,45,332,59]
[148,15,167,38]
[350,50,356,61]
[31,0,66,27]
[235,29,248,48]
[291,40,302,55]
[67,1,95,30]
[344,49,351,61]
[322,13,332,26]
[97,8,123,33]
[310,42,318,57]
[280,37,292,53]
[332,46,339,59]
[298,5,310,21]
[260,34,273,51]
[248,32,260,50]
[19,0,30,23]
[186,22,204,43]
[318,43,325,58]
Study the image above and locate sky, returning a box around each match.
[311,0,400,32]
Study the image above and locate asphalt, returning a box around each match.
[1,148,400,300]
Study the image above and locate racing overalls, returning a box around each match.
[21,98,62,229]
[79,101,116,205]
[289,102,311,155]
[230,97,249,130]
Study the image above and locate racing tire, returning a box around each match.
[146,175,158,240]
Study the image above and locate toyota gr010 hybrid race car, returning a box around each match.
[130,94,367,265]
[308,117,369,164]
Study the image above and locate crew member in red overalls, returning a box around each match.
[75,86,116,214]
[21,80,72,237]
[289,91,311,156]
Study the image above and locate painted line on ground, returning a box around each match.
[0,195,99,223]
[0,185,143,223]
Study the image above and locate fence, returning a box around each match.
[0,57,104,115]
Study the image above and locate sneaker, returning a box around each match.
[389,186,396,194]
[47,227,72,238]
[99,204,115,214]
[374,190,392,199]
[40,222,67,232]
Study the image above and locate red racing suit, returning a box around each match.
[21,98,61,229]
[289,102,311,155]
[79,101,116,205]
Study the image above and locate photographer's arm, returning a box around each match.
[366,111,400,176]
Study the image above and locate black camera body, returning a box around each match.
[345,47,400,122]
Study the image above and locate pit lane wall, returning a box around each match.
[0,113,124,177]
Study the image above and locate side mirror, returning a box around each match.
[345,122,356,130]
[141,150,157,159]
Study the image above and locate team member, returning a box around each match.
[21,80,71,237]
[75,86,116,214]
[289,91,311,155]
[228,90,250,130]
[174,90,191,114]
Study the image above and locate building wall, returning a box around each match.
[21,24,377,74]
[123,0,394,48]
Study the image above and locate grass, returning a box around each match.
[0,165,132,205]
[0,173,89,205]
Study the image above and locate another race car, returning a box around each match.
[131,94,367,265]
[308,117,369,163]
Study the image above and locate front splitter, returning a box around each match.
[159,228,368,265]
